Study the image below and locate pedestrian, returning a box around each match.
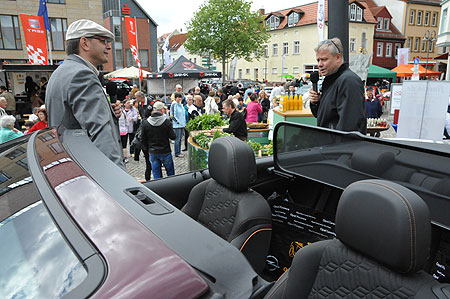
[25,76,39,100]
[0,97,7,118]
[170,92,187,158]
[309,37,366,133]
[0,115,23,143]
[365,87,382,119]
[245,93,262,123]
[183,95,193,150]
[222,99,247,141]
[204,90,219,115]
[45,19,124,168]
[244,84,254,103]
[0,86,15,115]
[141,101,176,179]
[119,100,138,163]
[171,84,186,104]
[188,95,203,120]
[26,108,48,134]
[259,90,270,123]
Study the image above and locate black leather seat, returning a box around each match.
[264,179,442,299]
[182,136,272,273]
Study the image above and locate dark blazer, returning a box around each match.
[223,109,247,140]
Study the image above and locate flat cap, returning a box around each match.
[66,19,114,41]
[153,101,167,110]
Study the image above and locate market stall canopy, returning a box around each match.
[367,64,397,81]
[148,55,221,79]
[391,64,441,77]
[104,66,151,79]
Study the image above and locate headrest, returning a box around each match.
[351,147,394,176]
[208,137,257,192]
[336,179,430,274]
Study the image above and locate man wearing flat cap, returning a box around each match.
[46,19,125,168]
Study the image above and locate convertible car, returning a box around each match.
[1,122,450,298]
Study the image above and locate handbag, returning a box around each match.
[131,122,144,150]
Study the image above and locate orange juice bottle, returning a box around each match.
[289,95,293,110]
[299,94,303,110]
[294,94,299,110]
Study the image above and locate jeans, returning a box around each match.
[174,128,184,156]
[150,153,174,179]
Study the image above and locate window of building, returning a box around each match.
[126,49,138,67]
[441,9,447,34]
[47,0,65,3]
[246,68,250,74]
[385,43,392,57]
[139,49,149,67]
[432,12,438,27]
[303,64,319,73]
[288,12,299,27]
[238,69,242,79]
[394,43,401,58]
[407,37,412,49]
[414,37,420,52]
[421,39,427,52]
[0,15,22,50]
[417,11,423,25]
[293,41,300,54]
[383,18,390,30]
[377,42,383,57]
[356,6,363,21]
[283,67,288,74]
[409,10,415,25]
[254,68,258,80]
[361,32,367,49]
[264,45,268,57]
[283,42,288,55]
[428,41,434,53]
[377,17,383,30]
[49,18,67,51]
[266,15,280,30]
[115,49,123,69]
[424,11,430,26]
[349,4,356,21]
[293,67,300,74]
[350,38,356,52]
[272,67,278,74]
[272,43,278,56]
[263,68,268,74]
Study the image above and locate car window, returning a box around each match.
[0,141,87,298]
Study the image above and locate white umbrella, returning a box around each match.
[104,66,151,79]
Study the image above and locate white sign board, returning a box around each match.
[349,54,371,82]
[390,83,402,114]
[397,81,450,140]
[397,48,409,65]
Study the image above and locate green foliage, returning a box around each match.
[246,140,262,152]
[186,113,227,131]
[193,132,212,149]
[184,0,270,81]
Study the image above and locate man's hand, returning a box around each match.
[112,101,121,118]
[309,90,321,105]
[12,128,19,133]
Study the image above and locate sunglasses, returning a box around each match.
[320,39,341,54]
[88,36,111,45]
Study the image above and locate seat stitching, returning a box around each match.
[361,181,416,272]
[238,228,272,251]
[265,272,288,299]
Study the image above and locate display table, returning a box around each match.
[187,136,209,171]
[273,107,316,127]
[366,125,390,137]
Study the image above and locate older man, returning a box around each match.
[171,84,185,103]
[188,95,203,120]
[0,97,7,117]
[46,19,125,168]
[222,99,247,141]
[309,37,366,133]
[0,86,15,115]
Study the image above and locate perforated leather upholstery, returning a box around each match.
[182,137,271,273]
[264,179,440,299]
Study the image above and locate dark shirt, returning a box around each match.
[141,112,176,154]
[365,98,382,119]
[310,63,366,134]
[223,109,247,140]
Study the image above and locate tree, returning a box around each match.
[184,0,270,82]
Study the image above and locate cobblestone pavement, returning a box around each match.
[126,115,397,181]
[126,141,189,181]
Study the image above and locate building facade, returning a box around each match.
[103,0,158,72]
[0,0,103,64]
[216,0,376,82]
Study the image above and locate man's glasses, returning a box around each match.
[320,39,341,54]
[88,36,111,45]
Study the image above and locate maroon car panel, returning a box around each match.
[36,130,209,298]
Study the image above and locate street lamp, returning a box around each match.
[423,30,437,78]
[264,57,267,82]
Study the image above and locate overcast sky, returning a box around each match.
[136,0,315,37]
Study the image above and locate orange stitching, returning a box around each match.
[239,228,272,251]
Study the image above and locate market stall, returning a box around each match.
[272,107,316,127]
[391,64,441,78]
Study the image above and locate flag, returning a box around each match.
[37,0,50,32]
[163,37,172,66]
[397,48,409,66]
[124,16,143,81]
[20,14,48,65]
[317,0,325,42]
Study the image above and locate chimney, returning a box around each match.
[259,8,265,15]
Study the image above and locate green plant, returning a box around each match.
[246,140,262,152]
[186,114,226,132]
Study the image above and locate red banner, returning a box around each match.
[19,14,48,65]
[124,16,142,81]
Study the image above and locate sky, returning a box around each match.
[136,0,315,37]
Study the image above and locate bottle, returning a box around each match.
[289,95,293,111]
[294,94,299,110]
[299,94,303,110]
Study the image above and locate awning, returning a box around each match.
[434,52,449,60]
[367,64,397,80]
[391,64,441,77]
[104,66,151,79]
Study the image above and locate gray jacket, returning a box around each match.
[46,55,125,168]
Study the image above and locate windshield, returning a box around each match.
[0,139,87,298]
